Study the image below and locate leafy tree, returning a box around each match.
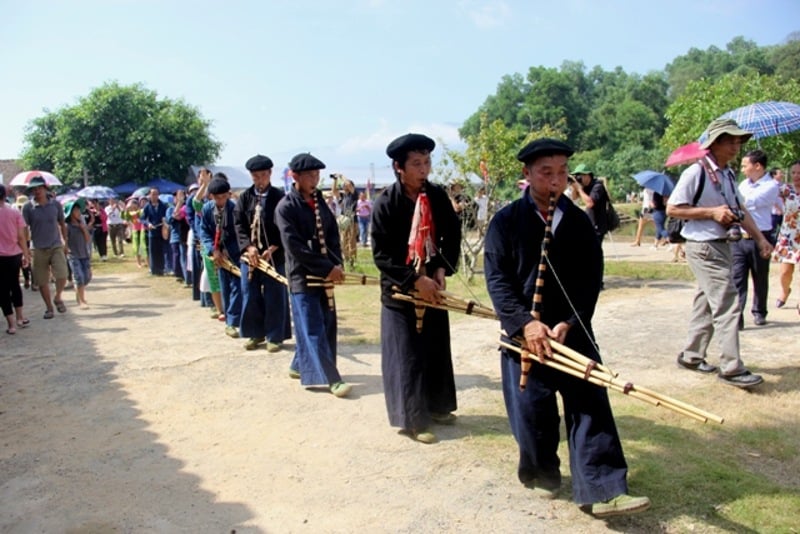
[768,38,800,81]
[435,114,565,279]
[665,37,774,98]
[22,82,221,187]
[661,73,800,166]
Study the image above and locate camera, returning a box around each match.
[727,224,742,242]
[726,209,743,242]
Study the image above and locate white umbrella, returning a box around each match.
[9,170,62,187]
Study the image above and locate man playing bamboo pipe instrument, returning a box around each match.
[371,133,462,445]
[484,138,650,518]
[197,174,243,339]
[275,152,351,398]
[235,154,291,352]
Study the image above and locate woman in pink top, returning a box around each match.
[0,185,32,334]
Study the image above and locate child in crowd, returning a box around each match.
[65,200,92,308]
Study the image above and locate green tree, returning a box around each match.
[666,37,774,98]
[435,114,565,279]
[661,73,800,166]
[22,82,221,187]
[768,38,800,81]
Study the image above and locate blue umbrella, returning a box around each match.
[77,185,117,200]
[633,170,674,196]
[713,101,800,140]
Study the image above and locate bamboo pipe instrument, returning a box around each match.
[241,258,288,286]
[390,289,498,320]
[214,256,242,278]
[307,273,380,286]
[521,193,557,391]
[498,339,723,424]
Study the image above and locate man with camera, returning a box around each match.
[667,118,771,389]
[733,150,780,328]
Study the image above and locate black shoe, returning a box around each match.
[718,370,763,388]
[753,315,767,326]
[676,355,718,374]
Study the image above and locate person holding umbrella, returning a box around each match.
[667,118,770,389]
[21,176,70,318]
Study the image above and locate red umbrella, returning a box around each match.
[9,170,63,186]
[665,142,708,167]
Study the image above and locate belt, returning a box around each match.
[687,238,727,243]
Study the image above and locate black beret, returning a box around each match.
[386,133,435,160]
[208,176,230,194]
[245,154,274,171]
[516,138,574,164]
[289,153,326,172]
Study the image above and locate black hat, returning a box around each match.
[386,133,435,160]
[208,176,231,194]
[289,153,326,172]
[517,138,574,164]
[245,154,274,171]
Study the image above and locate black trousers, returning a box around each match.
[93,229,108,258]
[732,232,775,319]
[0,254,23,317]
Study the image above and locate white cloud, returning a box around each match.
[460,0,511,29]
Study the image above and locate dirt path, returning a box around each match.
[1,245,798,533]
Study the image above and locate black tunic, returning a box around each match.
[370,180,462,431]
[275,188,342,294]
[484,190,629,504]
[234,184,285,264]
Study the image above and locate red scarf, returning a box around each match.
[407,191,436,273]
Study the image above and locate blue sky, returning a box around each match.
[1,0,798,179]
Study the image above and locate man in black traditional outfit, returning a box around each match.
[484,138,650,518]
[234,154,291,352]
[370,133,462,444]
[275,153,351,398]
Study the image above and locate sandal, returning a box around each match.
[43,309,54,319]
[54,299,67,313]
[17,318,30,328]
[6,327,15,335]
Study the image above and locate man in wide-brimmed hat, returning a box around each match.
[667,118,771,389]
[20,176,70,318]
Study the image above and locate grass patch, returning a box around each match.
[606,260,695,281]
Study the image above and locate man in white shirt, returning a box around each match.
[667,119,771,389]
[105,200,126,257]
[734,150,779,327]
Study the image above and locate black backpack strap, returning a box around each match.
[691,165,705,207]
